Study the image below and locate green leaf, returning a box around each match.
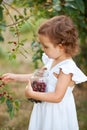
[9,27,15,32]
[14,15,18,21]
[53,0,60,5]
[9,109,14,119]
[0,34,4,42]
[65,0,74,1]
[6,98,13,111]
[0,96,5,103]
[24,8,27,15]
[0,6,3,20]
[14,100,20,108]
[32,55,39,61]
[19,15,24,19]
[0,23,6,31]
[0,0,3,5]
[65,3,77,9]
[75,0,85,13]
[21,38,27,43]
[53,5,61,11]
[8,41,14,44]
[9,53,16,60]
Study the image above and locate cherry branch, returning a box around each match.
[3,0,23,16]
[2,3,20,44]
[6,16,31,27]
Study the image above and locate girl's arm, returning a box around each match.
[25,70,73,103]
[2,73,33,83]
[2,67,47,83]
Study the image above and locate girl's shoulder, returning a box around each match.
[42,53,87,84]
[58,58,76,69]
[57,59,87,84]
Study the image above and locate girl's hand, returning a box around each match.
[1,73,16,83]
[25,80,33,98]
[34,67,47,77]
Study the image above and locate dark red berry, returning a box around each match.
[31,80,46,92]
[0,93,3,97]
[13,42,17,45]
[40,89,44,92]
[0,84,3,87]
[38,85,41,90]
[12,49,15,51]
[10,97,13,100]
[33,87,37,91]
[0,77,2,80]
[2,82,5,86]
[3,91,6,95]
[7,95,10,98]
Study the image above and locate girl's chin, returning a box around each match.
[45,53,53,59]
[47,55,51,58]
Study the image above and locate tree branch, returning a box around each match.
[2,3,20,43]
[3,0,23,16]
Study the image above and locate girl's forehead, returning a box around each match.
[38,34,51,42]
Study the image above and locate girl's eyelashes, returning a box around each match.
[40,43,49,49]
[43,45,48,49]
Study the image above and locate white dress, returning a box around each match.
[28,53,87,130]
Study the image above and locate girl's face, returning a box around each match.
[38,35,64,59]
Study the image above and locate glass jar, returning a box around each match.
[28,69,48,103]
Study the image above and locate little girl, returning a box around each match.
[2,15,87,130]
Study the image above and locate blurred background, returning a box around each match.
[0,0,87,130]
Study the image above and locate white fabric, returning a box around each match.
[28,53,87,130]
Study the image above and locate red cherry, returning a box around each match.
[10,97,13,100]
[2,82,5,86]
[12,49,15,51]
[33,87,37,91]
[13,42,17,45]
[3,91,6,95]
[0,93,3,97]
[7,95,10,98]
[0,77,2,80]
[41,88,45,92]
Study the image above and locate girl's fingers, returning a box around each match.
[28,80,31,85]
[2,76,15,83]
[2,76,10,81]
[2,73,10,78]
[26,80,33,91]
[26,80,31,88]
[1,74,10,81]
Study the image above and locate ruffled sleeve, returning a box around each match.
[58,60,87,84]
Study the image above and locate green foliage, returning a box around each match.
[0,79,20,119]
[25,0,87,72]
[0,0,3,4]
[0,6,3,20]
[0,47,6,58]
[0,5,4,41]
[0,34,4,41]
[31,41,43,68]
